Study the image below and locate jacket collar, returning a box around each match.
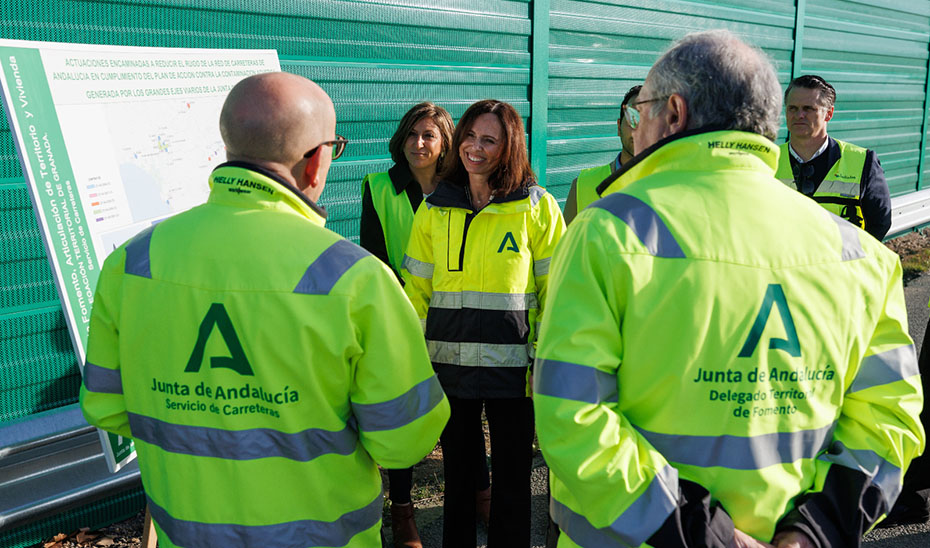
[387,163,416,195]
[208,161,328,225]
[597,127,779,197]
[426,179,538,210]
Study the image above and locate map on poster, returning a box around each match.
[0,39,280,471]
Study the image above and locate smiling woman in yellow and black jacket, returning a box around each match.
[403,100,565,547]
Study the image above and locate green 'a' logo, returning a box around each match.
[738,284,801,358]
[497,232,520,253]
[185,303,254,376]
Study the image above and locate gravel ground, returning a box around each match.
[29,229,930,548]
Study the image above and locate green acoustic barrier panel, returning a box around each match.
[0,308,79,422]
[0,487,145,548]
[546,0,796,199]
[800,0,930,194]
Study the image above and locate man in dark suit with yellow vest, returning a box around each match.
[775,75,891,240]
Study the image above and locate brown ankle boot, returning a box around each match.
[390,503,422,548]
[476,486,491,527]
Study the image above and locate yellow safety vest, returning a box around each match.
[362,171,415,274]
[776,140,868,228]
[574,163,613,216]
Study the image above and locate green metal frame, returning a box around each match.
[791,0,807,80]
[530,0,550,186]
[917,39,930,190]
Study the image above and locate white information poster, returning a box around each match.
[0,39,280,471]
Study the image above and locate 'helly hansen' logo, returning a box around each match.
[185,303,254,376]
[497,232,520,253]
[738,284,801,358]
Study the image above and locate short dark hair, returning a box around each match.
[388,102,454,170]
[439,99,535,196]
[785,75,836,109]
[621,85,642,109]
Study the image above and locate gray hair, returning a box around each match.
[647,29,782,141]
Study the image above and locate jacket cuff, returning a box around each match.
[646,478,734,548]
[775,464,887,548]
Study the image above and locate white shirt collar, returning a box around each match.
[788,137,829,164]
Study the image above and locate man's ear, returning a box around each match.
[824,105,834,123]
[300,148,323,192]
[664,93,689,136]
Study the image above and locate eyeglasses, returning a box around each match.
[624,97,669,130]
[304,135,349,160]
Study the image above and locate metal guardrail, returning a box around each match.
[889,189,930,238]
[0,404,140,533]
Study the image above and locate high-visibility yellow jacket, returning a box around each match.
[534,130,924,548]
[80,162,450,548]
[403,180,565,398]
[775,139,868,229]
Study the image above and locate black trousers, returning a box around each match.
[387,426,490,504]
[441,396,534,548]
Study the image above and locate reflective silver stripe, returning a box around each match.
[294,240,369,295]
[534,359,618,404]
[125,225,155,278]
[635,422,834,470]
[402,254,434,279]
[83,361,123,394]
[593,194,685,259]
[819,179,860,197]
[427,340,528,367]
[819,441,902,507]
[352,376,444,432]
[419,318,427,331]
[830,214,865,261]
[147,491,382,548]
[127,412,357,461]
[534,257,551,276]
[848,345,918,394]
[551,464,678,548]
[529,185,546,206]
[430,291,538,311]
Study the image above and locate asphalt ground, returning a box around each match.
[390,271,930,548]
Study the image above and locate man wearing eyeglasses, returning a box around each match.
[563,85,642,224]
[79,72,449,548]
[534,30,922,548]
[775,75,891,241]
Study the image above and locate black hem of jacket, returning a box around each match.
[215,161,328,219]
[646,478,736,548]
[434,362,529,399]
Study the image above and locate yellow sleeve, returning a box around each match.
[401,204,434,326]
[79,248,132,438]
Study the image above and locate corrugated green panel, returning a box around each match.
[801,0,930,197]
[0,307,80,422]
[546,0,796,204]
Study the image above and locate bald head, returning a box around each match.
[220,72,335,169]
